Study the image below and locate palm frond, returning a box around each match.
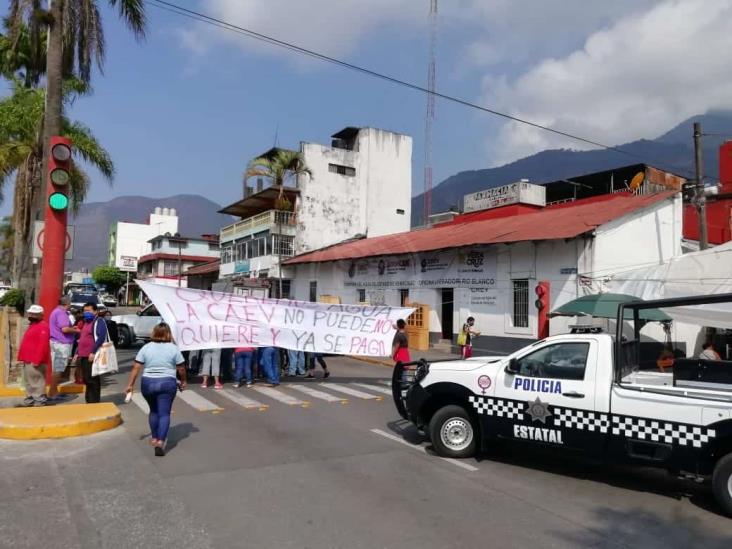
[108,0,146,39]
[61,120,114,182]
[67,164,90,212]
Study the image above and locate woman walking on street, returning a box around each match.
[392,319,411,364]
[125,323,187,457]
[459,316,480,359]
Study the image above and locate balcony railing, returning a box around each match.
[220,210,296,242]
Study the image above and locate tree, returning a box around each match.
[6,0,145,295]
[0,216,13,280]
[91,265,125,293]
[0,80,114,297]
[244,149,312,297]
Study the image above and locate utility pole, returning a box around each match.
[693,122,709,250]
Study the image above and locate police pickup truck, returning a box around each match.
[392,294,732,516]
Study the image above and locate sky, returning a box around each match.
[2,0,732,215]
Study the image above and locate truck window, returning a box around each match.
[515,342,590,381]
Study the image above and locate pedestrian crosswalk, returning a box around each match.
[120,380,391,416]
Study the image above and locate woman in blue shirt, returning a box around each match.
[125,323,187,457]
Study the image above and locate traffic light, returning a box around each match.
[48,137,71,211]
[535,281,550,311]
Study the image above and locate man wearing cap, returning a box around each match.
[48,296,80,402]
[18,305,51,406]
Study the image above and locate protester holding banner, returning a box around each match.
[233,346,256,388]
[199,348,223,389]
[125,323,187,457]
[259,346,280,386]
[306,353,330,379]
[287,349,307,377]
[392,319,410,364]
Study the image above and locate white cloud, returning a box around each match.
[484,0,732,165]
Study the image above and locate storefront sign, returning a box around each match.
[343,248,498,289]
[234,260,250,274]
[462,181,546,213]
[469,287,498,307]
[138,280,413,356]
[120,255,137,271]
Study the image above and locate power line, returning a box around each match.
[148,0,711,181]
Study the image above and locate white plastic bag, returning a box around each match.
[92,330,118,376]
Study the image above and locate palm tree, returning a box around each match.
[244,149,312,297]
[6,0,144,293]
[0,80,114,296]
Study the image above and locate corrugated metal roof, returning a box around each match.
[286,192,676,265]
[185,260,220,276]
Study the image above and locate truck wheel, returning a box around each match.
[429,405,476,459]
[118,326,132,348]
[712,453,732,517]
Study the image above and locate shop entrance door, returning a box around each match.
[441,288,454,340]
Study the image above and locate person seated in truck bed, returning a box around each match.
[699,341,721,361]
[656,348,675,372]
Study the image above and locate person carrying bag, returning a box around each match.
[92,326,118,376]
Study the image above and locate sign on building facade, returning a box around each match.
[462,181,546,213]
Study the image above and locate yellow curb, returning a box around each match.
[0,383,85,398]
[0,403,122,440]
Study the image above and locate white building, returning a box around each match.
[108,207,179,272]
[216,127,412,296]
[285,189,684,355]
[137,234,220,288]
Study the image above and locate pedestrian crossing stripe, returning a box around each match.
[252,386,309,407]
[289,384,348,404]
[177,389,223,411]
[219,388,268,411]
[322,384,383,400]
[351,383,392,396]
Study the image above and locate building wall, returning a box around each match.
[109,213,178,272]
[295,128,412,255]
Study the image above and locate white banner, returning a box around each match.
[137,281,414,356]
[342,248,497,289]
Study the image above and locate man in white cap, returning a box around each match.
[17,305,51,406]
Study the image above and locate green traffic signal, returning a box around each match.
[49,192,69,211]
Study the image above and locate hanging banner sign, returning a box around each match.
[342,248,498,289]
[137,280,414,356]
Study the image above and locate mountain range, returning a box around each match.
[412,112,732,225]
[68,194,232,271]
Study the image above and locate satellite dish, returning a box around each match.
[629,172,644,190]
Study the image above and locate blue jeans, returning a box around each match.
[234,351,254,384]
[141,376,177,441]
[260,347,279,385]
[287,349,306,375]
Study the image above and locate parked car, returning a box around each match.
[111,304,161,347]
[101,294,118,307]
[70,292,99,309]
[393,293,732,516]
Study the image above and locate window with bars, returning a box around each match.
[328,163,356,176]
[512,279,529,328]
[272,235,294,257]
[309,281,317,302]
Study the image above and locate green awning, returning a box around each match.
[550,293,671,322]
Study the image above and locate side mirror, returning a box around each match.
[505,358,520,375]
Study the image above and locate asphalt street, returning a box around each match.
[1,348,731,548]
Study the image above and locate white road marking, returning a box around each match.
[323,384,382,400]
[370,428,479,472]
[177,390,223,411]
[130,392,149,414]
[253,386,309,407]
[289,385,348,403]
[219,389,268,410]
[379,380,392,387]
[351,383,392,396]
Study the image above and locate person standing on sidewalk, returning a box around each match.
[459,316,480,359]
[17,305,51,407]
[48,296,79,402]
[77,303,108,404]
[125,323,187,457]
[199,348,223,389]
[392,319,411,364]
[232,346,256,388]
[286,349,307,377]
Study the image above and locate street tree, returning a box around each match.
[0,80,114,297]
[91,265,125,293]
[245,149,312,297]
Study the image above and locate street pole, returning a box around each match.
[125,271,129,305]
[694,122,709,250]
[177,241,182,287]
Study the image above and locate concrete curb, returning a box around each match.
[0,402,122,440]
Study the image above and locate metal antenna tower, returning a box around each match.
[423,0,437,225]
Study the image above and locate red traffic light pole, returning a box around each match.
[535,281,551,340]
[39,136,72,383]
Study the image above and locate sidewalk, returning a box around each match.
[0,402,122,440]
[351,347,461,368]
